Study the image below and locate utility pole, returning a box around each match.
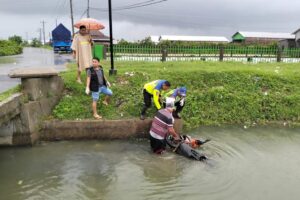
[87,0,90,18]
[25,32,29,43]
[108,0,117,75]
[49,32,52,43]
[69,0,75,36]
[39,28,42,43]
[41,20,46,45]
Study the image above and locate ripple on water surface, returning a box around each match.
[1,127,300,200]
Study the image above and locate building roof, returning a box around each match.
[293,28,300,34]
[150,36,160,44]
[159,35,229,43]
[89,30,110,42]
[234,31,295,39]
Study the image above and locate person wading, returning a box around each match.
[71,25,93,84]
[140,80,171,120]
[149,98,180,154]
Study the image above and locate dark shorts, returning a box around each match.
[150,134,166,154]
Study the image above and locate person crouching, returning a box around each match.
[149,98,180,154]
[85,57,113,119]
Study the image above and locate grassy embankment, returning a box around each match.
[0,86,21,102]
[52,61,300,130]
[0,40,23,56]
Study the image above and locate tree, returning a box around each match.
[118,38,130,45]
[139,37,155,46]
[22,40,29,47]
[31,38,42,47]
[8,35,23,45]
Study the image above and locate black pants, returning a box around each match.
[141,89,153,115]
[163,100,185,114]
[150,134,166,154]
[174,100,185,114]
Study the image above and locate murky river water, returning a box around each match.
[1,126,300,200]
[0,48,71,93]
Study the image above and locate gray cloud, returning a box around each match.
[0,0,299,40]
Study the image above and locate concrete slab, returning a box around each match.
[9,67,58,78]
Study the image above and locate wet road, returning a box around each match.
[0,47,72,93]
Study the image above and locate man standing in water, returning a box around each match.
[149,98,180,154]
[71,25,93,83]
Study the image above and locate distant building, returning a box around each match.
[158,35,229,43]
[150,36,160,44]
[90,30,110,45]
[293,28,300,48]
[278,28,300,49]
[278,39,296,49]
[232,31,294,44]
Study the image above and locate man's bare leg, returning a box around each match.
[92,101,102,119]
[103,96,110,106]
[77,68,82,84]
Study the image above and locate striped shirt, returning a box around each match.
[150,109,174,140]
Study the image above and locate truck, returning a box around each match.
[51,23,72,53]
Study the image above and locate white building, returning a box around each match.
[150,36,160,44]
[159,35,229,43]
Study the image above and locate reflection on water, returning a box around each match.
[0,47,72,93]
[0,56,15,64]
[1,127,300,200]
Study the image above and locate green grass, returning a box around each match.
[0,85,21,102]
[41,45,53,50]
[0,40,23,56]
[52,61,300,130]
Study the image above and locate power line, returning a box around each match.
[54,0,68,27]
[81,9,88,19]
[110,10,217,28]
[112,0,157,9]
[90,0,167,11]
[114,0,167,10]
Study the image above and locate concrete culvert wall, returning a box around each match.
[41,119,183,141]
[0,68,64,146]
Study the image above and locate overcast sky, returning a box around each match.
[0,0,299,41]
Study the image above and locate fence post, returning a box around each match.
[219,45,224,62]
[161,47,168,62]
[277,48,282,62]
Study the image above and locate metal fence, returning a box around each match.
[106,45,300,63]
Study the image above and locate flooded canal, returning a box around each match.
[0,47,71,93]
[1,126,300,200]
